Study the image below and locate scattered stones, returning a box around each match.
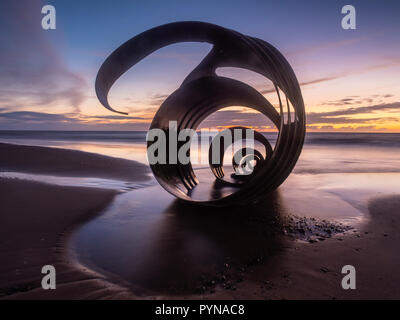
[193,213,354,295]
[195,286,206,294]
[281,215,353,242]
[261,280,274,290]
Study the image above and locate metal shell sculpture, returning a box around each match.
[96,21,306,206]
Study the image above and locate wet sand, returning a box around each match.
[0,178,134,299]
[1,142,400,299]
[198,195,400,300]
[72,183,356,297]
[0,143,150,299]
[0,142,150,182]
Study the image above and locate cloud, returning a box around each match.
[308,116,398,125]
[259,60,400,95]
[322,94,395,107]
[2,99,398,131]
[258,75,348,95]
[83,115,151,121]
[0,111,150,122]
[146,54,399,103]
[199,102,400,130]
[0,111,78,123]
[310,102,400,118]
[147,93,169,106]
[285,38,364,57]
[306,125,385,132]
[199,109,276,129]
[0,110,152,130]
[307,102,400,125]
[0,0,87,113]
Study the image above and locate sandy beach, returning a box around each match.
[0,178,136,299]
[1,142,400,299]
[0,142,150,182]
[0,143,153,299]
[200,195,400,300]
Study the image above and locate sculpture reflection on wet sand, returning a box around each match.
[96,21,306,206]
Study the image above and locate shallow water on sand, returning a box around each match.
[0,172,155,192]
[71,170,400,294]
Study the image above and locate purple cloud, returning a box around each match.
[0,0,87,113]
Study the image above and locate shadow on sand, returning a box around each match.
[126,190,288,294]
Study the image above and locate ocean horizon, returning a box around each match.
[1,130,400,146]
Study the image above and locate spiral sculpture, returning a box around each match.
[96,21,306,206]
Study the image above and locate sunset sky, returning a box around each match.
[0,0,399,132]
